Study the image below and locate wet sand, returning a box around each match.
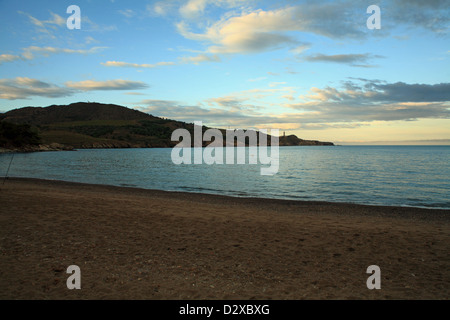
[0,178,449,299]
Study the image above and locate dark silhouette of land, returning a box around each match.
[0,102,333,151]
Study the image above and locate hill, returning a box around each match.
[0,102,333,151]
[279,134,334,146]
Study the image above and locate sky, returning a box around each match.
[0,0,449,145]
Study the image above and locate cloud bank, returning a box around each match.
[131,80,450,129]
[0,78,148,100]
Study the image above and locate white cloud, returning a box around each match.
[149,1,178,16]
[47,12,66,27]
[101,61,176,68]
[176,8,301,54]
[0,46,107,64]
[118,9,135,18]
[289,43,311,55]
[175,1,449,60]
[0,78,149,100]
[269,82,287,87]
[134,99,264,128]
[65,79,149,91]
[133,79,450,129]
[81,16,117,32]
[0,54,21,65]
[124,92,145,96]
[179,0,209,19]
[85,36,98,44]
[176,4,366,56]
[17,11,66,39]
[18,11,66,29]
[0,77,75,100]
[179,0,249,19]
[179,54,221,64]
[101,53,220,69]
[286,80,450,122]
[22,46,107,60]
[304,53,384,67]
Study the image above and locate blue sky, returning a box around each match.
[0,0,449,144]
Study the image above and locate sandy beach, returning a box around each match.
[0,177,448,300]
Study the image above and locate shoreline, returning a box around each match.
[1,177,449,299]
[3,177,450,217]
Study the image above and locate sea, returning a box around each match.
[1,145,449,209]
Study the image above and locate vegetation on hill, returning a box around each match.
[0,102,333,151]
[0,121,41,148]
[279,134,334,146]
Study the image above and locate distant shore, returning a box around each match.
[1,177,449,299]
[0,142,334,154]
[0,143,75,153]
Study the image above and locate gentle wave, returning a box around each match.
[1,146,449,209]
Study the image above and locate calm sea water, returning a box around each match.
[1,146,449,209]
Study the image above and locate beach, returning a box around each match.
[0,177,449,300]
